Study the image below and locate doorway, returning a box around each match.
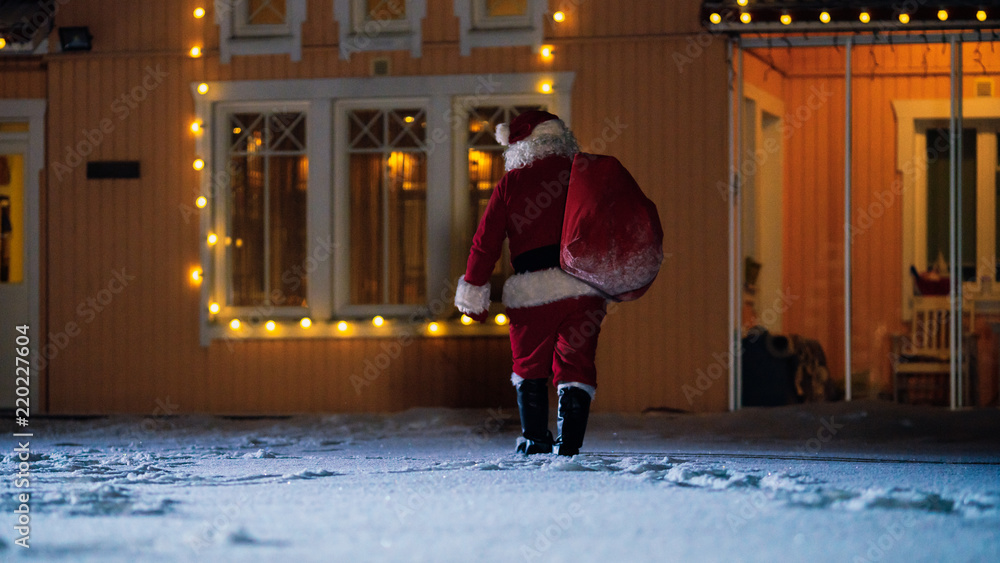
[0,101,45,411]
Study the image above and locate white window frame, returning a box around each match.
[333,98,435,318]
[334,0,427,60]
[215,0,308,64]
[894,98,1000,318]
[192,72,573,343]
[453,0,547,57]
[211,101,314,322]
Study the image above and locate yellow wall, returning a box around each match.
[1,0,731,414]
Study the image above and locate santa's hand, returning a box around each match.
[466,310,489,324]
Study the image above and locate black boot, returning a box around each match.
[515,377,553,454]
[554,386,591,456]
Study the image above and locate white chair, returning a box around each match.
[891,296,977,406]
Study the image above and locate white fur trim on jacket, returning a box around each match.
[502,120,580,171]
[558,382,596,401]
[511,372,524,387]
[502,268,603,309]
[455,276,491,315]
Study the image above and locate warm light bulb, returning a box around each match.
[300,317,312,328]
[494,314,508,326]
[372,316,385,327]
[780,14,792,25]
[194,7,206,18]
[427,322,440,333]
[190,268,202,283]
[709,12,722,24]
[265,320,276,331]
[190,121,202,133]
[337,321,348,332]
[197,83,209,95]
[736,0,748,6]
[404,115,415,123]
[819,11,831,23]
[0,38,7,49]
[898,13,909,24]
[195,196,207,208]
[859,12,871,23]
[207,233,218,245]
[232,127,242,135]
[977,10,987,21]
[460,315,474,326]
[540,45,554,58]
[552,11,565,22]
[230,319,241,330]
[740,12,751,23]
[193,158,205,170]
[189,46,202,58]
[540,82,553,93]
[209,302,220,314]
[937,10,948,21]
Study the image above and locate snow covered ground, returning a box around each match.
[2,401,998,562]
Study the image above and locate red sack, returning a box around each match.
[560,153,664,301]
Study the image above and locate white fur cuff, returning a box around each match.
[511,372,524,387]
[455,276,490,315]
[502,268,603,309]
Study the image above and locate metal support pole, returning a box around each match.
[844,37,853,401]
[728,39,745,411]
[949,36,964,410]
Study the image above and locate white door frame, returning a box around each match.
[0,100,46,410]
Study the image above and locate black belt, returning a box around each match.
[512,244,561,274]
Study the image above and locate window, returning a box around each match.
[345,107,428,307]
[234,0,290,37]
[225,109,309,310]
[333,0,427,59]
[215,0,307,63]
[463,103,545,304]
[895,98,1000,313]
[473,0,530,29]
[192,73,572,341]
[352,0,409,34]
[453,0,546,56]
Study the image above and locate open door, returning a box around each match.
[0,103,45,411]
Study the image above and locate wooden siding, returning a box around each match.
[744,41,1000,404]
[11,0,730,414]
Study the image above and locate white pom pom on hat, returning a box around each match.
[495,123,510,146]
[494,110,560,147]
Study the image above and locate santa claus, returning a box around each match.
[454,110,606,456]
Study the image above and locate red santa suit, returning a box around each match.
[454,112,606,400]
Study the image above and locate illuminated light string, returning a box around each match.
[705,8,992,26]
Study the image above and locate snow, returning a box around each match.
[2,402,998,562]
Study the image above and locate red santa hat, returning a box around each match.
[495,110,561,146]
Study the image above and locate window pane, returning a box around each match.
[367,0,406,20]
[347,108,427,306]
[230,153,266,306]
[926,128,977,280]
[388,109,425,149]
[227,111,308,307]
[386,152,426,304]
[486,0,527,17]
[248,0,286,25]
[269,156,308,306]
[349,153,384,304]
